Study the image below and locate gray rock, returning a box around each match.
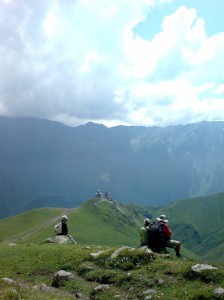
[191,264,218,273]
[52,270,74,287]
[111,246,132,259]
[156,278,165,285]
[75,292,83,298]
[143,289,157,295]
[1,278,16,285]
[45,235,76,244]
[214,287,224,298]
[111,246,154,260]
[138,246,155,258]
[144,296,152,300]
[93,284,110,293]
[90,249,108,258]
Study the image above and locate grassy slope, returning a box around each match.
[0,198,144,248]
[0,244,224,300]
[68,202,142,246]
[154,192,224,263]
[0,207,66,243]
[0,194,224,264]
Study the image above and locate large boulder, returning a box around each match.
[44,235,76,244]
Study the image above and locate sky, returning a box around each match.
[0,0,224,128]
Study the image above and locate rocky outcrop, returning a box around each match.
[52,270,74,288]
[44,235,77,244]
[191,264,218,273]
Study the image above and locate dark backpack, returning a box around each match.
[147,222,164,251]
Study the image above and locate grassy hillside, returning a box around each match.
[1,194,224,264]
[152,192,224,264]
[0,207,67,244]
[0,198,144,248]
[0,244,223,300]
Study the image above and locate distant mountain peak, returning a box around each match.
[84,122,106,128]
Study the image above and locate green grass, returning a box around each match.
[0,208,65,243]
[0,199,144,248]
[69,201,143,246]
[0,243,223,300]
[1,194,224,265]
[150,192,224,264]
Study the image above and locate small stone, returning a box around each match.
[214,287,224,298]
[157,279,165,285]
[90,250,107,258]
[1,278,16,285]
[75,292,83,298]
[143,289,157,295]
[111,246,131,259]
[52,270,74,288]
[93,284,110,293]
[191,264,218,273]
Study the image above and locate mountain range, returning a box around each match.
[1,116,224,217]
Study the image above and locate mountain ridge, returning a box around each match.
[1,116,224,217]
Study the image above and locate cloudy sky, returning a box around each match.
[0,0,223,127]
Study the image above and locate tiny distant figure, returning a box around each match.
[140,218,151,247]
[157,214,181,257]
[54,215,77,244]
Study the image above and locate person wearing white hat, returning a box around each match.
[157,214,181,257]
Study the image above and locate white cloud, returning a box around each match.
[0,0,223,127]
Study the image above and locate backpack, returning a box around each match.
[54,222,62,234]
[147,222,164,251]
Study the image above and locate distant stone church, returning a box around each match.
[95,189,114,202]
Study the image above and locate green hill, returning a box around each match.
[0,198,144,248]
[152,192,224,264]
[0,195,224,299]
[0,194,224,264]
